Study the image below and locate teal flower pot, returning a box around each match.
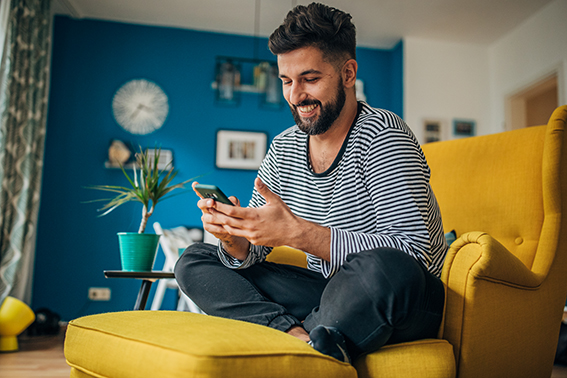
[117,233,160,271]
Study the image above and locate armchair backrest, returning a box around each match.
[421,123,547,270]
[423,106,567,278]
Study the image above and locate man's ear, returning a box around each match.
[342,59,358,88]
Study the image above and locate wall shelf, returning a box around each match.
[212,56,283,107]
[210,81,265,94]
[104,161,135,169]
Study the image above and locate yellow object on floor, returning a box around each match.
[0,296,35,352]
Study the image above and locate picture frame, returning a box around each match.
[147,148,173,170]
[216,130,267,170]
[453,119,476,137]
[422,119,448,143]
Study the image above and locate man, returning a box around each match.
[175,2,447,363]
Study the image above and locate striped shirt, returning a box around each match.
[219,102,448,278]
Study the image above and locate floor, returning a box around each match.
[555,365,567,378]
[2,326,567,378]
[0,326,71,378]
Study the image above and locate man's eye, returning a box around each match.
[305,78,319,83]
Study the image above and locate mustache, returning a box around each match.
[293,99,321,108]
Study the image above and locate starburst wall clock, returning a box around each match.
[112,79,169,135]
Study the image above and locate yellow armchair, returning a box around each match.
[420,105,567,378]
[64,106,567,378]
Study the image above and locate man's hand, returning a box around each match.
[214,177,300,247]
[210,178,331,260]
[192,182,250,260]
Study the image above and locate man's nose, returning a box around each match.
[288,82,307,106]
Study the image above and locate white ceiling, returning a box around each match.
[53,0,553,49]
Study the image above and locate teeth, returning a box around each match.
[298,104,317,113]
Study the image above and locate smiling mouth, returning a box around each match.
[297,103,318,116]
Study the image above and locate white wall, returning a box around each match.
[404,0,567,141]
[488,0,567,132]
[404,38,490,143]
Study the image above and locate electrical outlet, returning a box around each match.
[88,287,111,301]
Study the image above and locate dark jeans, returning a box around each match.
[174,243,444,359]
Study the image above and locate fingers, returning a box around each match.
[200,206,233,240]
[196,197,215,213]
[199,199,245,230]
[193,178,289,247]
[192,181,243,243]
[192,181,203,198]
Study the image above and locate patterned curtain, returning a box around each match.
[0,0,51,305]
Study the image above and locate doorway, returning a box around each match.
[506,73,559,130]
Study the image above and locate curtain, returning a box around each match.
[0,0,52,305]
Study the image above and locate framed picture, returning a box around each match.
[216,130,267,170]
[423,119,442,143]
[146,148,173,170]
[453,119,476,137]
[422,119,448,143]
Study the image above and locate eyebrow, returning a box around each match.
[279,69,323,79]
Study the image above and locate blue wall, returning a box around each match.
[32,16,403,320]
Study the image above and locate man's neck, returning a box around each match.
[308,97,358,173]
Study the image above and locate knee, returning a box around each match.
[346,248,419,273]
[174,242,218,278]
[344,248,428,295]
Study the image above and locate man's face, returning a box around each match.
[277,47,346,135]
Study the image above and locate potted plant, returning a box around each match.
[88,146,197,271]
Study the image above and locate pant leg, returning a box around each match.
[302,247,445,359]
[174,242,329,332]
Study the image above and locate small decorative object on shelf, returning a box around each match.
[253,61,270,91]
[212,56,283,108]
[107,140,131,167]
[215,58,241,105]
[261,64,283,108]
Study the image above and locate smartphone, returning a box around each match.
[194,184,234,206]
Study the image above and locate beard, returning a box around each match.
[290,79,346,136]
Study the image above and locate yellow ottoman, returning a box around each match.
[64,311,356,378]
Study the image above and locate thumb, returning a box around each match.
[255,177,278,204]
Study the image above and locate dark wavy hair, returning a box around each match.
[268,3,356,66]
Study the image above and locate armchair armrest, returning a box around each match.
[440,231,556,378]
[442,231,542,288]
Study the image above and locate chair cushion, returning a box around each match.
[354,339,456,378]
[65,311,356,378]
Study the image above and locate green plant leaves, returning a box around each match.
[86,146,201,233]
